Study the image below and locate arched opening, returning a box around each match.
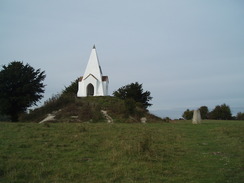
[87,83,94,96]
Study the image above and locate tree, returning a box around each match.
[0,61,46,121]
[113,82,152,109]
[208,104,232,120]
[61,78,79,97]
[236,112,244,120]
[182,109,193,120]
[199,106,209,119]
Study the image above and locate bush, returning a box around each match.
[113,82,152,109]
[162,117,171,122]
[208,104,232,120]
[199,106,209,119]
[139,133,152,154]
[236,112,244,120]
[92,105,104,122]
[182,109,193,120]
[124,98,136,116]
[0,114,11,122]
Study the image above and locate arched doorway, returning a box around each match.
[87,83,94,96]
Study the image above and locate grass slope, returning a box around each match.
[0,120,243,182]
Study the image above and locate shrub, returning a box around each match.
[78,104,93,122]
[92,105,104,122]
[208,104,232,120]
[236,112,244,120]
[182,109,193,120]
[0,114,11,122]
[139,133,152,154]
[124,98,136,115]
[199,106,209,119]
[162,117,171,122]
[113,82,152,109]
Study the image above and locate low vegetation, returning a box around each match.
[21,95,161,123]
[0,120,243,182]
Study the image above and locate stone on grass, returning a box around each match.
[101,110,113,123]
[192,110,201,124]
[141,117,147,124]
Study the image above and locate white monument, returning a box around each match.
[192,109,201,124]
[77,45,109,97]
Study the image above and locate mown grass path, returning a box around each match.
[0,121,243,182]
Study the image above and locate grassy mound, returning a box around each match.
[21,95,162,123]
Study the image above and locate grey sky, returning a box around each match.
[1,0,244,118]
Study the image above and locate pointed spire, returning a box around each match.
[93,44,96,49]
[83,45,102,80]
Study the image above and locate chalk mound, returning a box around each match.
[39,113,56,123]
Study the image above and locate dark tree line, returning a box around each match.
[182,104,234,120]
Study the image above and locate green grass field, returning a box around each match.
[0,120,243,183]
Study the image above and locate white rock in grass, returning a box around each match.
[141,117,147,124]
[39,114,55,123]
[192,110,201,124]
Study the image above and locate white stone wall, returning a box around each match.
[77,75,106,97]
[102,81,109,96]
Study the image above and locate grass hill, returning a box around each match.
[0,121,243,182]
[21,94,162,123]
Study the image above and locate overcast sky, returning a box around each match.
[1,0,244,118]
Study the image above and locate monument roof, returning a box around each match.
[83,46,103,81]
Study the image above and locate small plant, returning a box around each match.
[139,133,152,154]
[43,123,50,127]
[78,104,93,122]
[162,117,171,122]
[92,105,104,122]
[79,126,87,132]
[124,98,136,115]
